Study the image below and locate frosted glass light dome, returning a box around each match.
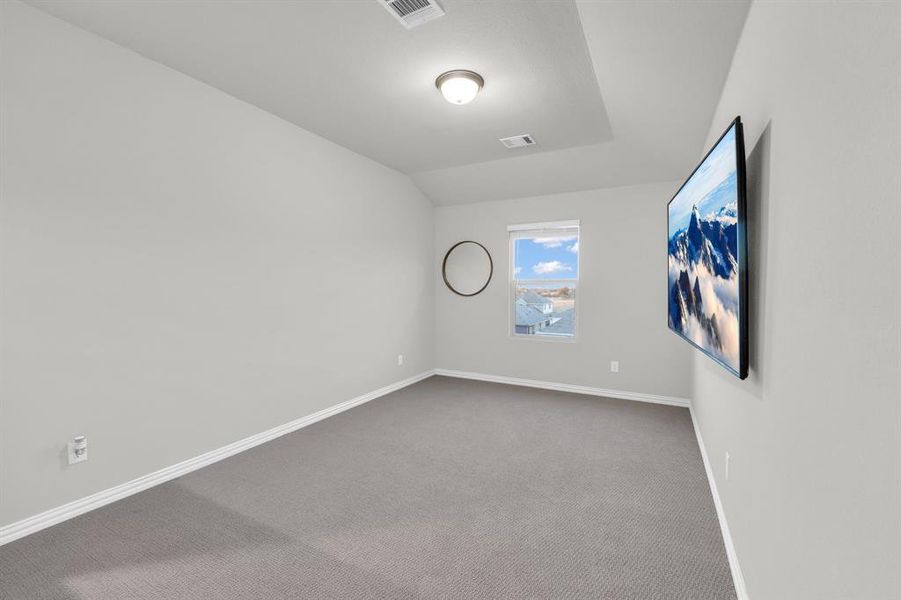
[435,70,484,105]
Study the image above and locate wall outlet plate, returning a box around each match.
[68,440,88,465]
[397,354,404,366]
[610,361,619,373]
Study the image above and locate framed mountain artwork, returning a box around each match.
[667,117,748,379]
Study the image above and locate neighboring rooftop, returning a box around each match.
[519,291,551,306]
[515,304,549,327]
[544,309,575,335]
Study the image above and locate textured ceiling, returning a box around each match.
[413,1,752,204]
[26,0,749,205]
[24,0,612,174]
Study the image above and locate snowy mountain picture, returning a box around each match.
[668,123,744,375]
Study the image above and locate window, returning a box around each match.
[509,221,579,339]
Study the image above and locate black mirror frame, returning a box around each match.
[442,241,493,297]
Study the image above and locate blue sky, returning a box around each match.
[668,124,738,237]
[514,236,579,280]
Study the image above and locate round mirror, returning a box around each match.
[442,241,493,297]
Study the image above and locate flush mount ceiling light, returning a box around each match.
[435,70,484,105]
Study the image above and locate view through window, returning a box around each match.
[509,221,579,338]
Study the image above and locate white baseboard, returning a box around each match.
[434,368,690,407]
[688,405,749,600]
[2,367,746,600]
[0,370,435,547]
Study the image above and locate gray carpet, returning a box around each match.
[0,376,735,599]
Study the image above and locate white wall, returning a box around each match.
[691,2,901,598]
[435,182,693,399]
[0,1,434,528]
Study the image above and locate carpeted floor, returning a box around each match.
[0,376,736,599]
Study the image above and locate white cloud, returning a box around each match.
[669,259,740,371]
[514,266,522,275]
[533,261,572,275]
[532,236,576,248]
[568,241,579,254]
[705,201,738,226]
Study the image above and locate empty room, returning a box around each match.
[1,1,899,599]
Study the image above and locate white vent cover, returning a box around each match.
[499,134,537,149]
[379,0,445,29]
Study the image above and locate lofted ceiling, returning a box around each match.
[25,0,750,206]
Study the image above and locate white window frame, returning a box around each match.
[508,220,580,342]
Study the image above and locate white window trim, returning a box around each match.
[508,220,580,232]
[508,221,580,343]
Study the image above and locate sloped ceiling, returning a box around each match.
[26,0,750,205]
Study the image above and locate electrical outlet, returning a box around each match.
[610,361,619,373]
[68,436,88,465]
[725,451,731,481]
[397,354,404,366]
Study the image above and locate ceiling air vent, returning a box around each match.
[499,134,537,149]
[380,0,445,29]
